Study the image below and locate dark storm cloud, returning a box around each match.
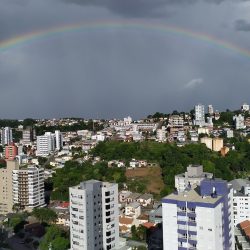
[235,19,250,31]
[0,0,250,118]
[61,0,197,18]
[204,0,225,4]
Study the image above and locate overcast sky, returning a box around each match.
[0,0,250,119]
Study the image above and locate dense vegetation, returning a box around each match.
[51,161,126,201]
[39,225,70,250]
[92,140,250,195]
[49,140,250,201]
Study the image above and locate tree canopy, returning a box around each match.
[39,225,69,250]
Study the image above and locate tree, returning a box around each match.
[38,156,48,166]
[39,225,69,250]
[131,225,137,240]
[51,237,70,250]
[12,203,24,213]
[32,208,58,224]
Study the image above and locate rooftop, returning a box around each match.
[163,187,222,204]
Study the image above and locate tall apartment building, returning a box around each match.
[175,164,213,192]
[5,143,18,160]
[36,131,63,156]
[156,126,167,142]
[162,179,234,250]
[36,132,55,156]
[229,179,250,226]
[0,160,19,214]
[22,126,36,144]
[194,104,205,127]
[55,130,63,150]
[1,127,13,145]
[69,180,119,250]
[233,114,246,130]
[12,165,45,211]
[208,105,214,115]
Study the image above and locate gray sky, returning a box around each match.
[0,0,250,119]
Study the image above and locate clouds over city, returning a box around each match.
[0,0,250,118]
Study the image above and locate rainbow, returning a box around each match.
[1,20,250,58]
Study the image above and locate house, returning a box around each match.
[129,159,139,168]
[125,202,141,218]
[119,191,132,203]
[138,160,147,167]
[136,214,149,227]
[126,193,142,203]
[136,193,153,207]
[57,213,70,227]
[149,205,162,224]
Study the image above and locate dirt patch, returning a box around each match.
[126,166,164,194]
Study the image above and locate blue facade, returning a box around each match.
[162,179,232,250]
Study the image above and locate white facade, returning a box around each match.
[1,127,13,145]
[226,129,234,138]
[70,180,119,250]
[230,179,250,226]
[55,130,63,150]
[208,105,214,115]
[162,179,234,250]
[194,104,205,127]
[12,166,45,210]
[175,164,213,192]
[36,132,55,156]
[156,126,167,142]
[241,103,250,112]
[233,114,246,130]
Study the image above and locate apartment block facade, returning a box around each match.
[230,179,250,226]
[37,131,63,156]
[1,127,13,146]
[162,179,234,250]
[194,104,205,127]
[0,160,19,214]
[70,180,119,250]
[12,166,45,210]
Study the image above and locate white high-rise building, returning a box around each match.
[36,132,55,156]
[156,126,167,142]
[1,127,13,145]
[194,104,205,127]
[162,179,234,250]
[55,130,63,150]
[233,114,246,130]
[70,180,119,250]
[208,105,214,115]
[22,126,36,144]
[12,165,45,210]
[230,179,250,226]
